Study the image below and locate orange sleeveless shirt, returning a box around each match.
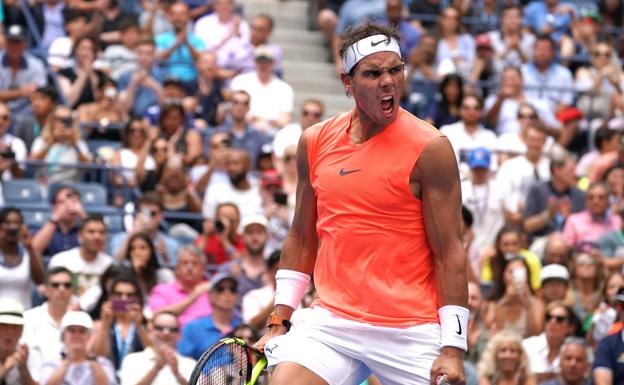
[308,108,443,328]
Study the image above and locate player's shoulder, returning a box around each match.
[398,109,443,140]
[301,110,351,143]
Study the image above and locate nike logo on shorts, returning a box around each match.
[455,314,462,335]
[339,168,362,176]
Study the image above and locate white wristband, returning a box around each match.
[274,269,311,310]
[438,305,469,352]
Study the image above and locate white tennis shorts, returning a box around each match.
[264,306,442,385]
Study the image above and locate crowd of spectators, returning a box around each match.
[1,0,624,384]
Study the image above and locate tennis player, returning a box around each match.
[255,21,468,385]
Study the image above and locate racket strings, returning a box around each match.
[197,343,250,385]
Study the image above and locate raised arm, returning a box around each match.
[416,136,468,385]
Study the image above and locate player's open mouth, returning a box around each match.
[381,95,394,115]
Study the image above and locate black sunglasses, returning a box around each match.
[545,314,568,323]
[50,282,73,289]
[213,285,238,294]
[153,325,179,333]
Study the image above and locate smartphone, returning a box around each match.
[512,268,527,289]
[273,192,288,206]
[5,227,19,237]
[112,299,136,312]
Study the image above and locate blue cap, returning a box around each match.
[467,147,491,169]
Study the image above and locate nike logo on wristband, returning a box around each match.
[455,314,462,335]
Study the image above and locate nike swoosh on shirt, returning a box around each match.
[339,168,362,176]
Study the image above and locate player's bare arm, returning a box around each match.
[253,125,320,350]
[414,136,468,385]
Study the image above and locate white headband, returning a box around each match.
[342,34,401,74]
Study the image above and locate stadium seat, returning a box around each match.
[3,179,47,209]
[74,182,108,206]
[23,208,51,231]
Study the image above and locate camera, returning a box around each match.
[215,219,225,233]
[0,150,15,160]
[273,192,288,206]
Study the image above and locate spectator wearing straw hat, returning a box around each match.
[0,297,37,385]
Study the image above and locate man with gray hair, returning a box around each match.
[148,245,212,329]
[540,338,591,385]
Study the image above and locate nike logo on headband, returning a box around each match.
[371,38,390,47]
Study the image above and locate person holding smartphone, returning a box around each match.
[0,207,44,309]
[89,275,149,372]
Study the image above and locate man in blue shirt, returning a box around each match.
[593,288,624,385]
[216,90,272,169]
[523,0,576,43]
[177,272,241,360]
[155,1,205,84]
[118,38,167,116]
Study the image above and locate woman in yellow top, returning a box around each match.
[480,226,542,291]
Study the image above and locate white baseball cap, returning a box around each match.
[0,297,24,325]
[541,264,570,283]
[61,311,93,332]
[241,214,268,231]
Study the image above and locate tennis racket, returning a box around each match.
[188,337,268,385]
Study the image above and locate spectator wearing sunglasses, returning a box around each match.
[272,99,324,163]
[29,105,92,185]
[119,311,195,385]
[177,273,241,360]
[593,287,624,385]
[522,302,577,383]
[216,90,271,170]
[22,267,75,380]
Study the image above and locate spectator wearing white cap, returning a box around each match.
[218,215,269,303]
[540,264,571,306]
[0,297,37,385]
[41,311,117,385]
[177,273,241,360]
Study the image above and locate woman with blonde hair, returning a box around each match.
[29,105,92,184]
[478,330,537,385]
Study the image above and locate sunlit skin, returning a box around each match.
[340,52,405,139]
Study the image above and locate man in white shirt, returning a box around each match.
[48,216,113,312]
[119,311,195,385]
[230,45,294,134]
[202,149,262,221]
[496,125,551,223]
[460,148,505,255]
[22,267,73,382]
[440,95,497,167]
[273,99,325,160]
